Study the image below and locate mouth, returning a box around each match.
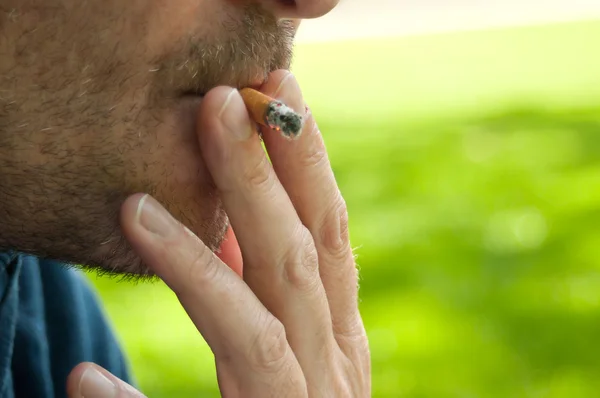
[177,74,269,99]
[179,85,263,100]
[179,90,205,100]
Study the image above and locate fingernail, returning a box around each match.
[79,367,117,398]
[135,194,179,238]
[219,88,253,141]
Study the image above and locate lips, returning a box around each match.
[178,74,269,99]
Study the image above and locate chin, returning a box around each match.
[82,96,229,278]
[86,192,228,279]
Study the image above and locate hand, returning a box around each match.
[67,70,371,397]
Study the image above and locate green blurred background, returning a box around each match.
[88,20,600,397]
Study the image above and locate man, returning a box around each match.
[0,1,371,397]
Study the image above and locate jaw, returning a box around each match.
[80,93,229,277]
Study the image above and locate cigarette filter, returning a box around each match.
[239,88,304,139]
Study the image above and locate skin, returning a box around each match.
[1,0,371,396]
[0,1,297,275]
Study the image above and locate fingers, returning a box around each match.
[67,362,146,398]
[119,194,306,395]
[259,71,361,338]
[197,87,338,386]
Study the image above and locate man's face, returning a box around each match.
[0,1,334,275]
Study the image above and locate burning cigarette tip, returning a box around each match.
[239,88,304,139]
[265,100,304,138]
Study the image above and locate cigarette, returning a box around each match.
[239,88,304,139]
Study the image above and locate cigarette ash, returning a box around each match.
[265,101,304,139]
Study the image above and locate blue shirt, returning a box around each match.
[0,251,134,398]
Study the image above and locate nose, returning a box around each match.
[270,0,340,20]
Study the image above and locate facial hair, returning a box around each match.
[0,4,295,278]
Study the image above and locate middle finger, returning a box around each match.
[197,86,337,387]
[259,71,361,340]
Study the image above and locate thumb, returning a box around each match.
[67,362,146,398]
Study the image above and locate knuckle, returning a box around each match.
[318,192,351,259]
[282,225,320,292]
[154,225,223,297]
[335,318,371,367]
[248,316,290,373]
[336,336,371,398]
[299,145,328,172]
[241,154,274,193]
[298,118,328,169]
[184,240,223,291]
[334,312,365,339]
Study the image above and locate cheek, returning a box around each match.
[151,100,209,188]
[170,140,207,187]
[141,0,222,56]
